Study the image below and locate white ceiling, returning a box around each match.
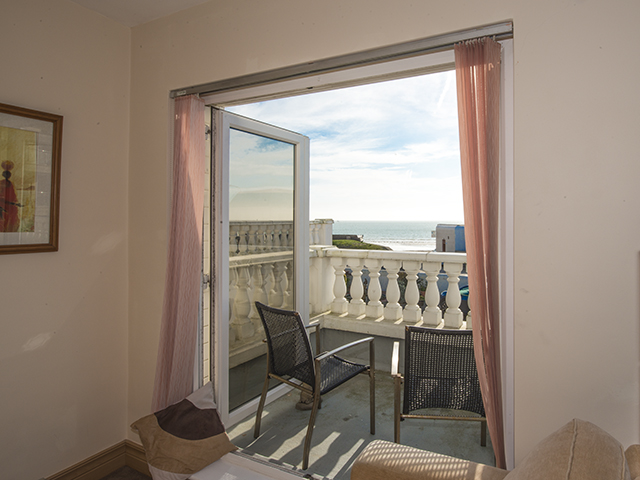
[69,0,209,27]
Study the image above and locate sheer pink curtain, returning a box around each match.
[152,95,206,411]
[455,38,505,469]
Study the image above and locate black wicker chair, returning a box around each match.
[254,302,375,470]
[391,325,486,446]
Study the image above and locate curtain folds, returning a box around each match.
[454,38,505,468]
[152,95,206,412]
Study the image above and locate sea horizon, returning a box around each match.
[331,219,463,252]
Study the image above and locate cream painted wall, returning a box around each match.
[0,1,131,478]
[128,0,640,464]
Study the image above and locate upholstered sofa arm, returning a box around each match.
[351,440,508,480]
[626,445,640,480]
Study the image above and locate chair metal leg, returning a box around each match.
[253,374,270,439]
[481,418,487,447]
[302,392,322,470]
[393,374,402,443]
[369,367,375,434]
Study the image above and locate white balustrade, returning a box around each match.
[227,223,469,374]
[228,251,293,349]
[321,248,469,331]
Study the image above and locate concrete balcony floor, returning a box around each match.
[227,372,495,480]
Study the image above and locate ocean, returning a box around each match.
[332,220,454,252]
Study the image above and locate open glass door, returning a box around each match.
[212,108,309,425]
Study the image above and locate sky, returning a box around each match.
[227,69,464,223]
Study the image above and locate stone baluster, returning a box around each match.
[422,261,443,326]
[466,288,473,329]
[283,260,294,309]
[247,224,259,253]
[402,261,422,323]
[238,224,250,254]
[331,257,348,314]
[255,224,266,252]
[383,260,403,321]
[365,259,383,318]
[264,224,274,252]
[310,222,320,245]
[348,260,366,317]
[270,261,286,308]
[261,262,274,305]
[229,267,238,335]
[231,265,255,339]
[273,224,282,250]
[230,225,240,256]
[250,264,267,319]
[284,224,293,249]
[443,262,463,328]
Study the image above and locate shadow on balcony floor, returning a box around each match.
[227,372,494,480]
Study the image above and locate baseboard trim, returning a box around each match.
[47,440,149,480]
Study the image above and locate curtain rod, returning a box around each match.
[170,21,513,99]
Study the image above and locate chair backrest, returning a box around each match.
[403,326,485,417]
[255,302,315,388]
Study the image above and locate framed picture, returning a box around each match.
[0,103,62,254]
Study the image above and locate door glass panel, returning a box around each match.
[228,127,295,411]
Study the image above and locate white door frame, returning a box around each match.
[213,109,309,427]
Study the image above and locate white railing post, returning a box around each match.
[365,259,383,318]
[422,261,443,326]
[230,225,239,256]
[348,260,366,317]
[310,221,320,245]
[331,257,348,314]
[271,261,286,308]
[251,264,267,318]
[247,224,258,253]
[231,265,255,339]
[402,260,422,323]
[261,262,274,305]
[239,224,250,254]
[284,260,294,309]
[264,224,274,251]
[443,262,463,328]
[383,260,403,321]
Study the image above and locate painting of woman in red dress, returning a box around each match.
[0,160,22,232]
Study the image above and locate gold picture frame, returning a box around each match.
[0,103,62,254]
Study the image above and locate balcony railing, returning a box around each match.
[228,220,469,367]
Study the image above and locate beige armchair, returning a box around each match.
[351,419,640,480]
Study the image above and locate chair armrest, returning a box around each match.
[304,322,321,355]
[314,336,374,362]
[391,341,400,376]
[351,440,509,480]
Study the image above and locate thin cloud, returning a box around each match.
[228,69,463,222]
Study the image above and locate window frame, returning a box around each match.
[194,30,515,468]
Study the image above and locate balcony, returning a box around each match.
[229,220,471,363]
[226,220,489,478]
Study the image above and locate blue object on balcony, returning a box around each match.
[441,286,469,300]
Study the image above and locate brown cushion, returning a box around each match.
[505,419,630,480]
[131,382,237,480]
